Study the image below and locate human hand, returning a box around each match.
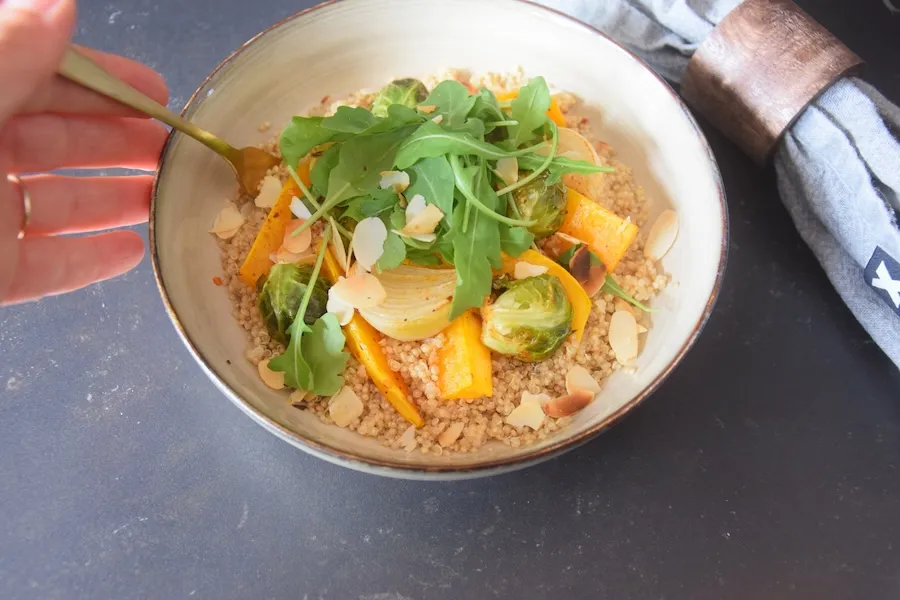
[0,0,169,306]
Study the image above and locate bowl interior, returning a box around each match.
[152,0,725,474]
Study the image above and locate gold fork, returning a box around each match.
[58,47,279,195]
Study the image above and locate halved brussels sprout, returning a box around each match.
[370,78,429,118]
[257,263,330,345]
[511,171,568,239]
[481,274,573,362]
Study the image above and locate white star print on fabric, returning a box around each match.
[872,261,900,308]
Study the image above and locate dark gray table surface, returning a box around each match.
[3,1,900,599]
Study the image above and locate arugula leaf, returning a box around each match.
[406,156,455,227]
[318,125,417,215]
[376,231,406,272]
[310,143,340,197]
[470,88,505,126]
[299,314,350,395]
[499,224,534,257]
[322,106,377,134]
[405,249,443,266]
[436,235,455,265]
[395,121,535,170]
[269,231,349,394]
[449,117,486,139]
[280,116,342,170]
[341,188,398,222]
[448,163,501,319]
[509,76,551,147]
[363,104,425,135]
[420,80,477,127]
[602,275,656,312]
[517,152,614,183]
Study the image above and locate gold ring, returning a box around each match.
[7,174,31,240]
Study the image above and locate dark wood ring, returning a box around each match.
[681,0,863,165]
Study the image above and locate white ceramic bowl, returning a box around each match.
[150,0,727,479]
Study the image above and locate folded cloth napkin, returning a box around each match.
[536,0,900,369]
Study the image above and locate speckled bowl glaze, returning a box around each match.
[150,0,727,479]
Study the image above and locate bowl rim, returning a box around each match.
[149,0,730,476]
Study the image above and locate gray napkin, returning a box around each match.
[537,0,900,369]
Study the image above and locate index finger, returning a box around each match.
[21,45,169,118]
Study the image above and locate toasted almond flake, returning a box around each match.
[352,217,388,271]
[257,359,285,390]
[331,272,386,308]
[254,175,282,208]
[326,284,355,326]
[555,231,586,246]
[536,127,600,165]
[521,391,551,406]
[543,389,593,418]
[431,114,444,125]
[269,247,315,265]
[290,196,312,219]
[399,425,417,452]
[513,261,548,280]
[495,157,519,185]
[565,365,601,396]
[329,218,349,271]
[644,209,678,261]
[282,219,312,254]
[418,104,437,113]
[209,202,245,238]
[379,170,410,193]
[609,309,639,364]
[403,203,444,235]
[637,324,648,334]
[328,387,363,427]
[438,422,464,447]
[506,401,545,430]
[289,389,314,407]
[405,194,427,222]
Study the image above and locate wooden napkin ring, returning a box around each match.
[681,0,863,164]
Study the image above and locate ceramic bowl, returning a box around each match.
[150,0,728,479]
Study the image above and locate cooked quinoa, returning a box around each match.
[215,70,667,455]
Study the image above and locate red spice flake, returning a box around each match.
[579,117,588,125]
[320,95,330,104]
[212,276,224,286]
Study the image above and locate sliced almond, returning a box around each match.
[431,114,444,125]
[254,175,282,208]
[352,217,388,271]
[637,324,648,334]
[290,196,312,219]
[328,387,363,427]
[282,219,312,254]
[379,170,410,193]
[438,422,464,447]
[405,194,427,222]
[513,261,548,280]
[290,389,315,407]
[565,365,601,396]
[495,157,518,185]
[329,218,349,271]
[644,209,678,261]
[330,272,386,309]
[543,389,593,418]
[418,104,437,114]
[521,391,551,406]
[399,424,417,452]
[403,204,444,235]
[506,400,545,430]
[258,359,285,390]
[269,247,316,265]
[568,246,607,297]
[537,127,599,164]
[209,202,245,239]
[609,309,639,365]
[326,284,355,326]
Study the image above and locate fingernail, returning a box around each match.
[4,0,63,12]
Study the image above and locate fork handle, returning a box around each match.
[58,46,235,158]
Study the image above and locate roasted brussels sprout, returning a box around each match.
[257,263,330,345]
[511,171,567,239]
[370,78,429,118]
[481,274,573,362]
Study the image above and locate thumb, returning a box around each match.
[0,0,75,122]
